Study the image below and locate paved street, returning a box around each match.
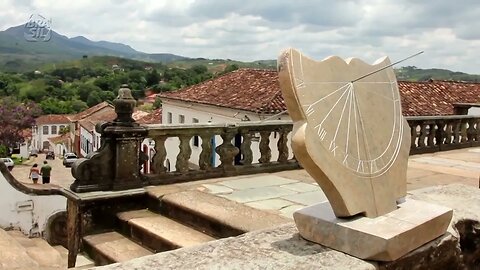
[10,153,75,188]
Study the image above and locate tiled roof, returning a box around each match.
[78,108,117,132]
[398,81,480,116]
[48,133,69,144]
[137,109,162,124]
[159,69,286,114]
[68,101,113,121]
[160,69,480,116]
[35,114,70,125]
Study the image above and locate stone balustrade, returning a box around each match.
[406,115,480,154]
[143,121,298,185]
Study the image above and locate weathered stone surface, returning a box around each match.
[278,48,410,218]
[95,224,376,270]
[293,199,452,261]
[94,184,480,270]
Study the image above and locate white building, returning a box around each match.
[32,115,71,154]
[158,69,292,171]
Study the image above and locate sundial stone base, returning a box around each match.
[293,199,452,261]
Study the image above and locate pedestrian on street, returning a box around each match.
[40,160,52,184]
[28,163,40,184]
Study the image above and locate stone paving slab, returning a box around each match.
[279,204,305,219]
[245,198,296,211]
[219,175,298,190]
[220,186,298,203]
[280,182,319,192]
[281,190,328,206]
[200,184,233,194]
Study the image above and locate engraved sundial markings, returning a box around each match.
[291,52,405,177]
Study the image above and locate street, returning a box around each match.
[10,154,75,188]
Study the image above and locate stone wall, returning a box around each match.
[95,184,479,270]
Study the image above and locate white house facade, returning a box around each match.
[32,115,71,154]
[157,69,293,171]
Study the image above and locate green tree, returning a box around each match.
[86,91,102,107]
[145,69,161,86]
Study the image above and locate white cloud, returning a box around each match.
[0,0,479,73]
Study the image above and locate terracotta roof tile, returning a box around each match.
[137,109,162,124]
[68,101,113,121]
[35,114,70,125]
[78,108,117,132]
[160,69,480,116]
[398,81,480,116]
[159,69,284,114]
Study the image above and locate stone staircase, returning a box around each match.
[0,229,94,270]
[82,189,291,267]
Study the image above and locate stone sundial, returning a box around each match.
[277,48,452,261]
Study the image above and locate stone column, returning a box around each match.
[70,85,147,192]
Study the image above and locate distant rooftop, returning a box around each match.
[159,69,480,116]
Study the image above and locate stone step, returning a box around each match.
[53,245,95,269]
[151,190,291,238]
[117,209,216,252]
[6,230,66,268]
[83,231,153,266]
[0,229,39,269]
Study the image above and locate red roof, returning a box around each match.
[68,101,113,121]
[160,69,480,116]
[35,114,70,125]
[159,69,285,114]
[78,108,117,132]
[137,109,162,124]
[399,80,480,116]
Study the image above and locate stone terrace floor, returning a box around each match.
[147,147,480,219]
[11,147,480,219]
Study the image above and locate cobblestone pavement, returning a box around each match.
[10,153,75,188]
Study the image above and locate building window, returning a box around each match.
[192,118,199,147]
[179,114,185,124]
[43,126,49,135]
[167,112,172,124]
[51,126,57,134]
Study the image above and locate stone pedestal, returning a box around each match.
[104,125,148,191]
[293,199,453,261]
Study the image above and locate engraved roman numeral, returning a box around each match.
[295,77,305,89]
[342,154,349,166]
[315,123,327,141]
[305,105,314,116]
[357,160,365,173]
[329,140,338,156]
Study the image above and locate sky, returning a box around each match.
[1,0,479,74]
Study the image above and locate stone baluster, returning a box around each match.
[474,119,480,142]
[199,133,214,170]
[452,120,461,144]
[409,122,418,149]
[444,121,453,144]
[427,123,436,146]
[418,123,427,147]
[467,119,476,142]
[460,119,468,143]
[176,135,192,173]
[240,131,253,165]
[215,127,239,171]
[152,136,167,173]
[277,130,289,163]
[435,121,445,146]
[258,131,272,163]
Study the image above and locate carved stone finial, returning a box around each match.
[113,84,137,125]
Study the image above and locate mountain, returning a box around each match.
[0,24,188,72]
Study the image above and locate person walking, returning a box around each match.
[40,160,52,184]
[28,163,40,184]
